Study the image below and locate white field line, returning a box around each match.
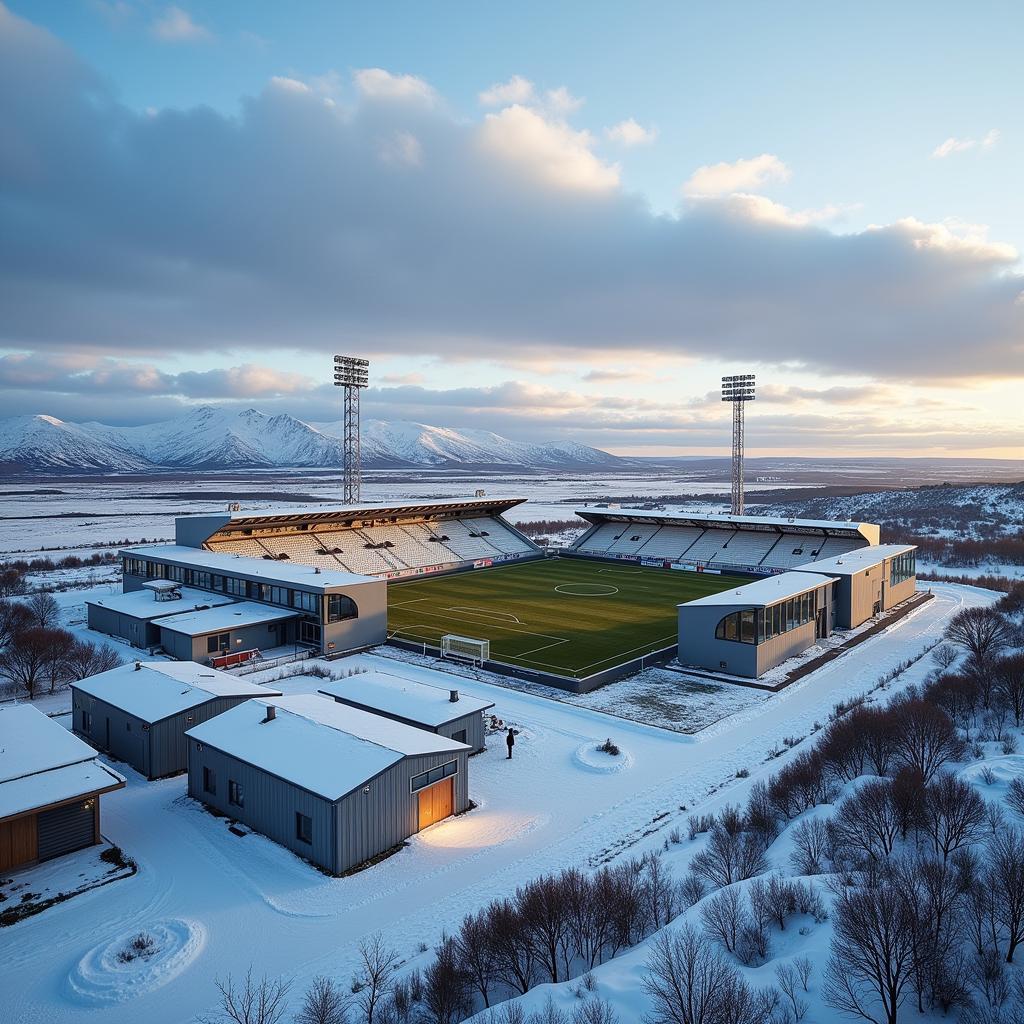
[553,584,619,596]
[390,606,569,646]
[447,605,522,623]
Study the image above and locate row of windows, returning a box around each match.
[410,760,458,793]
[122,557,358,622]
[715,589,820,646]
[203,767,313,844]
[890,550,916,586]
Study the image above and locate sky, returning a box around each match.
[1,0,1022,458]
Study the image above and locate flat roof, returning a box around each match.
[318,670,494,727]
[86,586,236,621]
[680,570,836,608]
[795,543,917,576]
[122,544,376,589]
[575,507,878,538]
[187,694,468,801]
[72,662,282,724]
[154,601,298,637]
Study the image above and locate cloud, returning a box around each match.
[706,193,860,228]
[377,130,422,167]
[931,128,1000,158]
[151,5,211,43]
[682,154,791,197]
[544,86,584,115]
[479,75,535,107]
[478,105,619,192]
[605,118,657,147]
[0,3,1021,390]
[352,67,435,103]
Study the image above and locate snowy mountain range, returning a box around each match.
[0,407,626,472]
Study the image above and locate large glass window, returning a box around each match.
[410,760,458,793]
[327,594,357,623]
[890,550,916,586]
[715,588,820,647]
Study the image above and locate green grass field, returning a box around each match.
[387,557,748,678]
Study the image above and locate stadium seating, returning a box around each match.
[438,519,501,560]
[634,527,705,560]
[465,518,533,555]
[575,522,626,555]
[605,523,662,555]
[206,537,276,560]
[678,529,736,564]
[814,536,865,560]
[760,533,827,568]
[707,531,779,568]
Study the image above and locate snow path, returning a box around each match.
[0,583,989,1023]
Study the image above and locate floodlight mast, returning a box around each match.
[333,355,369,503]
[721,374,756,516]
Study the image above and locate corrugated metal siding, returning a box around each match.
[72,692,151,778]
[437,713,485,753]
[187,739,337,872]
[756,621,816,675]
[37,802,95,861]
[152,696,257,780]
[886,574,917,610]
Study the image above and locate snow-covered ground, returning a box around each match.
[0,581,992,1023]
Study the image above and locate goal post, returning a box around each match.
[441,634,490,666]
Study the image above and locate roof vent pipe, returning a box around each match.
[449,689,459,703]
[262,706,276,723]
[135,661,142,671]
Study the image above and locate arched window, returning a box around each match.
[327,593,358,622]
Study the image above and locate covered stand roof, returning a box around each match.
[0,705,124,822]
[187,694,469,802]
[680,571,836,608]
[72,661,282,724]
[574,506,880,542]
[176,497,527,547]
[318,670,494,727]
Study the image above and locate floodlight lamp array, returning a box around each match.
[333,354,369,388]
[721,373,756,403]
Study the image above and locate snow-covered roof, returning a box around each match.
[574,506,879,540]
[86,586,236,621]
[72,662,282,724]
[186,694,468,801]
[0,705,124,821]
[154,601,298,636]
[795,543,917,576]
[680,571,836,608]
[318,671,494,727]
[121,544,376,589]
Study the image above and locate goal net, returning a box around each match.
[441,634,490,665]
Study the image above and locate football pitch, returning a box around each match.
[387,557,749,678]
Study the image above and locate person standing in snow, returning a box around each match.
[506,728,515,759]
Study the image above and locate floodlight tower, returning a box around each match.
[333,355,369,503]
[721,373,756,516]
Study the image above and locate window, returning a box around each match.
[203,766,216,795]
[716,589,820,647]
[207,632,230,654]
[81,710,92,732]
[890,550,916,586]
[410,760,458,793]
[452,729,467,745]
[296,812,312,844]
[327,594,357,623]
[228,780,244,807]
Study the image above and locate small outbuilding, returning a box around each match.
[677,571,836,678]
[71,661,281,780]
[318,670,494,753]
[154,602,299,663]
[186,694,471,875]
[0,705,125,873]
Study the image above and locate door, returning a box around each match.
[0,816,37,871]
[36,801,96,862]
[417,778,454,829]
[105,717,110,749]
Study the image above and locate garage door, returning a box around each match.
[36,801,95,862]
[417,778,454,829]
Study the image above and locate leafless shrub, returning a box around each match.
[356,933,399,1024]
[700,887,747,954]
[199,969,291,1024]
[569,997,618,1024]
[295,976,348,1024]
[789,817,833,876]
[775,962,809,1022]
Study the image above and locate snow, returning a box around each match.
[576,506,875,535]
[317,669,494,727]
[185,694,467,801]
[797,542,916,574]
[151,601,298,636]
[0,582,1001,1024]
[123,544,375,587]
[85,586,236,620]
[71,662,281,724]
[681,571,835,606]
[0,760,125,821]
[0,704,100,782]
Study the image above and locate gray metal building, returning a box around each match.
[154,602,300,663]
[87,585,237,649]
[318,669,494,753]
[677,571,836,678]
[186,694,471,875]
[71,661,281,780]
[796,544,918,628]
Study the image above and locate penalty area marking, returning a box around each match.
[554,583,619,597]
[447,606,522,623]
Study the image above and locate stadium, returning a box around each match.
[102,495,918,691]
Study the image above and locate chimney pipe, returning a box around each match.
[134,661,141,672]
[449,689,459,703]
[262,705,276,723]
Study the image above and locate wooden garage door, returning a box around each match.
[417,778,454,829]
[37,801,95,862]
[0,816,37,872]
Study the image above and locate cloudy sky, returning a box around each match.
[2,1,1022,457]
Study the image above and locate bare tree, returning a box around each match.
[422,936,471,1024]
[700,887,747,954]
[921,771,988,861]
[0,626,63,699]
[488,899,536,995]
[199,969,291,1024]
[570,997,619,1024]
[0,567,27,598]
[789,817,832,875]
[988,828,1024,963]
[945,608,1014,664]
[932,643,959,672]
[829,780,902,866]
[456,908,497,1008]
[295,976,348,1024]
[691,820,767,889]
[824,883,916,1024]
[776,962,809,1022]
[890,698,963,784]
[0,598,31,652]
[356,934,399,1024]
[25,591,61,631]
[62,640,122,681]
[995,653,1024,727]
[519,875,571,984]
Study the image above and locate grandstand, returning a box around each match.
[570,508,877,575]
[176,498,541,580]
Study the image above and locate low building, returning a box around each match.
[0,705,124,873]
[86,584,236,650]
[796,544,917,628]
[71,661,281,780]
[318,670,494,753]
[677,571,836,678]
[154,602,300,663]
[119,545,386,656]
[186,694,471,875]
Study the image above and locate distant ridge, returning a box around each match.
[0,407,628,472]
